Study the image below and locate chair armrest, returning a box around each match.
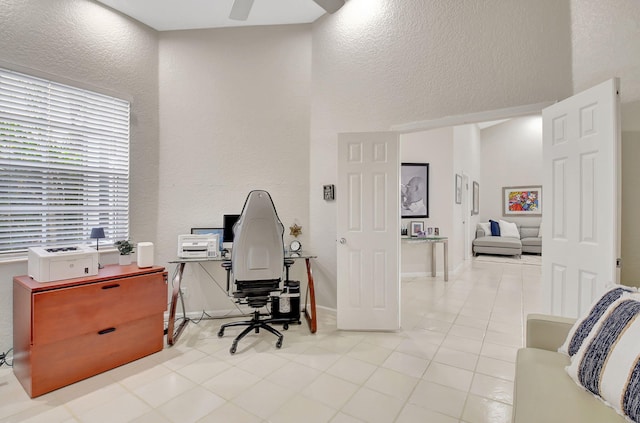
[526,313,576,351]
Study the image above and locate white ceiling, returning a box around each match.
[95,0,328,31]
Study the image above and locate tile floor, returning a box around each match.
[0,257,543,423]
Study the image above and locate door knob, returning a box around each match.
[339,238,346,244]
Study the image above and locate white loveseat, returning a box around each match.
[473,222,541,257]
[513,314,626,422]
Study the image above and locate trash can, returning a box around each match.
[272,281,300,321]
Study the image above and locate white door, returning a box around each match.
[337,132,400,331]
[542,78,621,318]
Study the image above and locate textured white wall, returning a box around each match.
[400,127,454,276]
[479,116,543,226]
[571,0,640,103]
[0,0,158,353]
[157,26,312,313]
[310,0,572,309]
[0,0,637,352]
[453,124,483,261]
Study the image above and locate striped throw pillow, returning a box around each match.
[565,294,640,422]
[559,285,637,356]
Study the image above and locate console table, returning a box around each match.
[167,253,318,346]
[13,264,168,397]
[402,236,449,281]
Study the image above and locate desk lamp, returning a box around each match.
[90,227,105,269]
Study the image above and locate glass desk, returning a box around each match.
[166,253,318,346]
[401,236,449,281]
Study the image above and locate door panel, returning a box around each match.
[542,78,620,317]
[337,132,400,330]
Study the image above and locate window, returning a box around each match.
[0,68,130,258]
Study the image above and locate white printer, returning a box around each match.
[178,234,219,259]
[28,245,99,283]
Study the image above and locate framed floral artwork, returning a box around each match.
[502,186,542,216]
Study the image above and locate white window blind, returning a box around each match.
[0,68,130,257]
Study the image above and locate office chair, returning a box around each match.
[217,190,288,354]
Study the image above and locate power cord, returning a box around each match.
[0,348,13,367]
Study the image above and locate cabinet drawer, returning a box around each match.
[32,272,166,345]
[29,314,164,397]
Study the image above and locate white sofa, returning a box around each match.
[473,223,541,257]
[513,314,626,423]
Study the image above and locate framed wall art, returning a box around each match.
[502,186,542,216]
[455,174,462,204]
[323,184,335,201]
[472,181,479,215]
[401,163,429,218]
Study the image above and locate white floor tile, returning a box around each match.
[325,355,378,385]
[133,372,196,408]
[382,350,430,378]
[329,411,366,423]
[341,387,405,423]
[462,393,513,423]
[475,356,516,382]
[268,393,338,423]
[301,373,359,409]
[231,379,295,419]
[201,366,261,400]
[268,360,323,390]
[469,373,514,405]
[77,392,151,423]
[346,342,393,366]
[423,362,474,392]
[157,386,226,423]
[363,367,420,401]
[197,402,261,423]
[395,403,459,423]
[0,259,541,423]
[408,380,467,419]
[433,346,479,371]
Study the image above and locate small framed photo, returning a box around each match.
[502,186,542,216]
[455,174,462,204]
[323,184,335,201]
[410,221,424,237]
[190,227,224,251]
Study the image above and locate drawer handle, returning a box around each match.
[102,284,120,290]
[98,327,116,335]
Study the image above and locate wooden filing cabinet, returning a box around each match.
[13,264,168,397]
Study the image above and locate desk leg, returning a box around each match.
[303,258,317,333]
[443,240,449,282]
[431,243,436,277]
[167,262,189,346]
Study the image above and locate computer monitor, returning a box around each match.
[223,214,241,243]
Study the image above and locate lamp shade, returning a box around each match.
[90,228,105,239]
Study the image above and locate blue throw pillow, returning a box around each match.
[490,220,501,236]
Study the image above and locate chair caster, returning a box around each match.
[276,338,283,349]
[283,323,289,330]
[218,329,224,337]
[230,342,238,354]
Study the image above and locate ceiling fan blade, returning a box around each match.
[229,0,254,21]
[312,0,345,14]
